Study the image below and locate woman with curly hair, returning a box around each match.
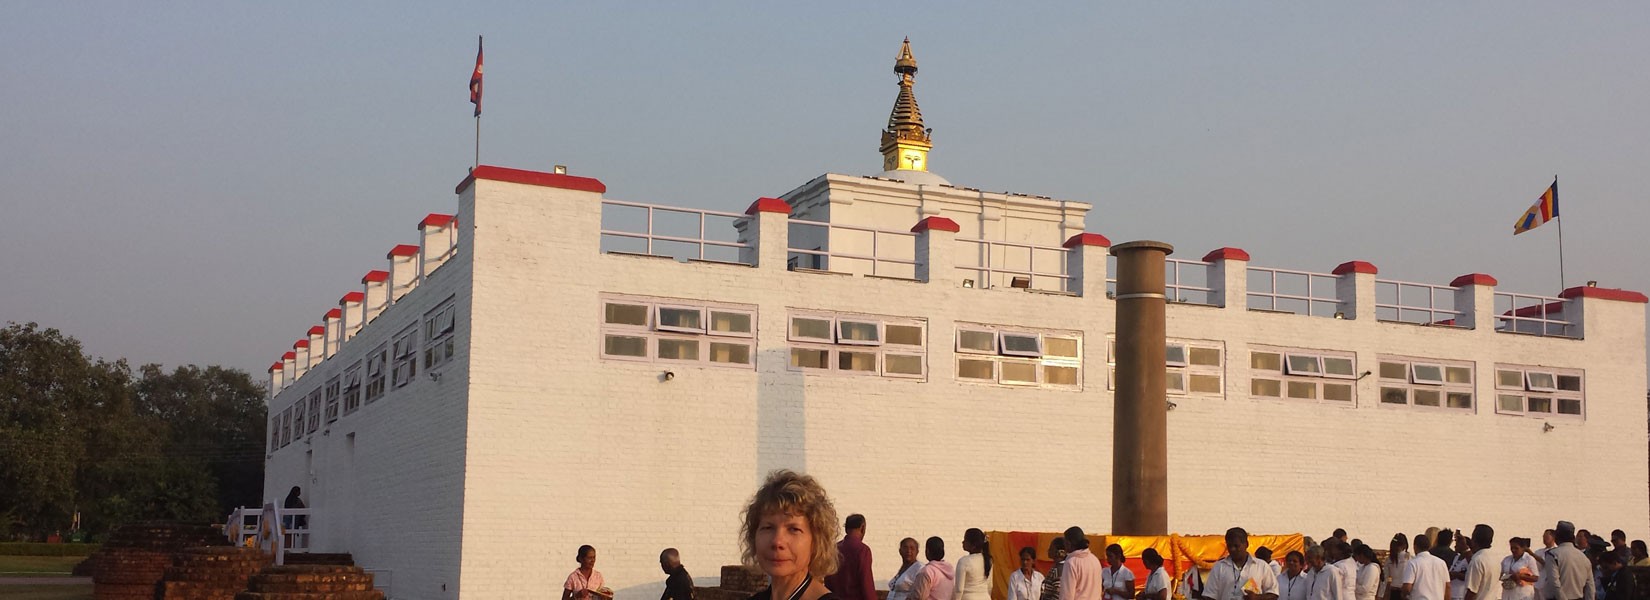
[740,470,842,600]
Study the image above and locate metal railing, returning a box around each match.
[1246,266,1341,317]
[956,238,1072,292]
[600,200,749,264]
[786,220,918,278]
[1494,292,1574,337]
[1166,258,1216,305]
[1375,279,1463,326]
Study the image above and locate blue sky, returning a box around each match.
[1,3,1646,380]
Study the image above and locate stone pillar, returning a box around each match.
[1063,233,1112,298]
[1450,273,1498,331]
[292,341,310,380]
[1332,260,1378,320]
[737,197,792,269]
[912,216,960,283]
[269,362,285,397]
[1110,240,1174,536]
[323,309,343,358]
[339,291,365,341]
[1203,247,1250,309]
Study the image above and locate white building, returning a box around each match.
[260,40,1647,600]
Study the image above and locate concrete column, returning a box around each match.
[1110,240,1174,536]
[339,292,365,341]
[269,362,285,397]
[388,245,420,303]
[1203,247,1250,309]
[292,341,310,380]
[1063,233,1112,298]
[323,309,343,358]
[737,197,792,269]
[419,213,456,280]
[363,271,390,323]
[305,327,325,368]
[1450,273,1498,331]
[282,352,297,385]
[1558,285,1650,339]
[1333,260,1378,320]
[912,216,959,283]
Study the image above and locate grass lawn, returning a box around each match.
[0,555,84,576]
[0,583,94,600]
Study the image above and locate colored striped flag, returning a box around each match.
[1513,180,1558,235]
[469,37,484,117]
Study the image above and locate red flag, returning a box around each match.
[469,37,483,117]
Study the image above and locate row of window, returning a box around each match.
[596,295,1591,418]
[270,297,458,452]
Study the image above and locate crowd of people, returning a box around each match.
[558,471,1647,600]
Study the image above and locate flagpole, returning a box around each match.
[475,113,480,170]
[1554,175,1565,291]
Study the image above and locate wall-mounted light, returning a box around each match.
[662,371,676,382]
[1333,312,1346,319]
[962,279,975,288]
[428,371,443,382]
[1010,276,1032,289]
[1586,280,1598,287]
[1542,422,1555,433]
[1166,400,1178,411]
[1356,370,1373,381]
[554,165,568,175]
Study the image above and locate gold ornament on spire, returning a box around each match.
[881,37,932,172]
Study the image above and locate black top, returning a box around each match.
[1604,567,1636,600]
[662,565,694,600]
[748,591,839,600]
[283,490,305,509]
[1430,546,1457,568]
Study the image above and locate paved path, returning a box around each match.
[0,576,91,585]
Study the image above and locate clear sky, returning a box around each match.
[2,3,1646,382]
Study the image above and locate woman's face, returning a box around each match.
[1509,542,1524,559]
[1021,554,1035,572]
[1106,551,1123,567]
[757,511,813,579]
[900,539,919,563]
[581,548,598,570]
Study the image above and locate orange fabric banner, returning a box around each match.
[986,532,1305,600]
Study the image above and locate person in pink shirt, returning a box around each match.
[913,537,957,600]
[564,545,612,600]
[1061,526,1104,600]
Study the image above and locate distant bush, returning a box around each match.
[0,542,102,556]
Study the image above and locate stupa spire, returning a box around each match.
[880,37,933,172]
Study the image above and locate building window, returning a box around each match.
[292,394,307,438]
[1107,338,1224,397]
[365,344,388,403]
[1378,356,1473,410]
[324,376,341,423]
[955,324,1080,389]
[392,325,418,388]
[600,295,757,368]
[306,389,322,432]
[788,311,928,380]
[1495,364,1584,418]
[270,416,280,451]
[281,407,292,447]
[1251,346,1355,404]
[424,298,457,370]
[342,362,363,415]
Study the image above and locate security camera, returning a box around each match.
[663,371,676,381]
[428,371,443,382]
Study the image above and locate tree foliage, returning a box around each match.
[0,322,266,539]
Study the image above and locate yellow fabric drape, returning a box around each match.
[986,532,1305,600]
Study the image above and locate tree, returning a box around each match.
[132,364,268,515]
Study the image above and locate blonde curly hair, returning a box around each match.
[739,470,840,578]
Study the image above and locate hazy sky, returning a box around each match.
[2,3,1646,382]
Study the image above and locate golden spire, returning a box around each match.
[881,37,933,172]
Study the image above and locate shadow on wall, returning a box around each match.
[756,347,806,480]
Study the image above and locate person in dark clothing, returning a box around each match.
[1599,550,1635,600]
[824,514,875,600]
[661,548,694,600]
[1431,530,1458,566]
[283,486,305,509]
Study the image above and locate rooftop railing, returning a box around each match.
[1375,279,1462,326]
[956,238,1072,292]
[600,200,750,264]
[1495,292,1575,338]
[1166,258,1216,305]
[1247,266,1340,317]
[786,220,918,278]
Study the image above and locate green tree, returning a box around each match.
[132,364,268,516]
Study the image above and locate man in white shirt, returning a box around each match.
[1330,540,1358,600]
[1201,527,1280,600]
[1406,531,1452,600]
[1464,525,1502,600]
[1279,551,1314,600]
[1308,546,1343,600]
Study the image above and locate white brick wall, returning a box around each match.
[267,170,1647,600]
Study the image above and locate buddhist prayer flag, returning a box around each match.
[469,37,484,117]
[1513,180,1558,235]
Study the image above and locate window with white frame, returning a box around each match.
[1107,338,1224,396]
[1250,346,1356,403]
[955,324,1081,389]
[324,376,341,423]
[392,326,418,388]
[306,389,321,432]
[342,362,363,415]
[1378,356,1474,410]
[1494,364,1584,418]
[600,295,757,368]
[292,394,307,438]
[788,311,927,379]
[365,344,388,403]
[424,298,456,370]
[280,407,292,447]
[269,416,280,451]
